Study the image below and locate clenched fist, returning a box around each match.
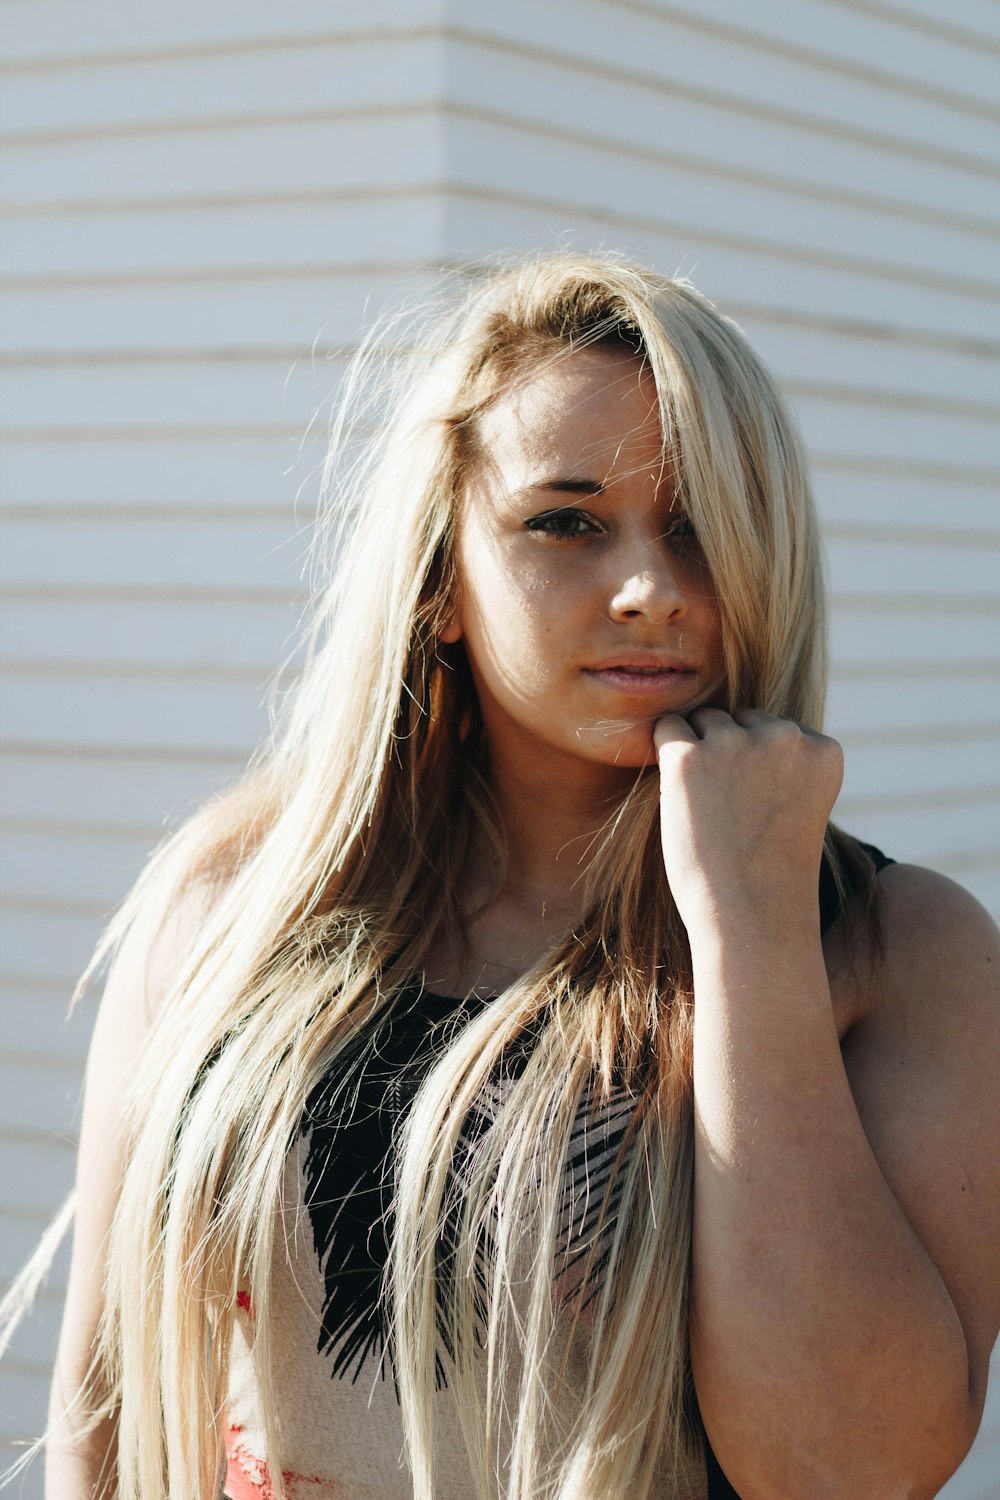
[653,708,844,937]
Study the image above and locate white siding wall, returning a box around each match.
[1,1,997,1493]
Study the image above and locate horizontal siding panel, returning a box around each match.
[0,269,416,356]
[9,15,1000,180]
[0,282,336,361]
[0,751,239,830]
[441,196,1000,344]
[0,1058,83,1141]
[0,0,437,64]
[837,736,1000,804]
[4,208,994,357]
[441,45,1000,231]
[0,595,298,672]
[0,989,95,1070]
[0,1216,71,1302]
[813,468,998,532]
[833,795,1000,864]
[827,671,1000,736]
[0,673,267,755]
[3,0,997,159]
[794,395,998,472]
[445,117,1000,288]
[0,828,158,909]
[0,199,447,281]
[825,534,1000,598]
[0,357,344,434]
[5,32,995,232]
[0,1284,62,1381]
[0,1134,78,1216]
[0,906,109,988]
[631,0,1000,109]
[0,1365,51,1447]
[830,608,1000,669]
[0,112,444,211]
[0,1280,64,1336]
[0,34,441,139]
[5,133,996,303]
[737,318,1000,412]
[456,0,1000,165]
[0,515,309,592]
[0,1443,45,1500]
[0,1319,61,1474]
[0,435,313,506]
[871,0,1000,44]
[0,213,995,327]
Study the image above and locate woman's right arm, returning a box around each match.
[46,890,207,1499]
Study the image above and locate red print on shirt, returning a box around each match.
[223,1422,328,1499]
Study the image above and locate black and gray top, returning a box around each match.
[278,840,894,1500]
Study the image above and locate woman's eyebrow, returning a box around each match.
[510,478,605,500]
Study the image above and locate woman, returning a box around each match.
[32,254,998,1498]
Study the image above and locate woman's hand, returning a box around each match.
[652,707,844,936]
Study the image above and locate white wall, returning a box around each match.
[1,1,997,1493]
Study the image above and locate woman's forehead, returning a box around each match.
[472,346,667,487]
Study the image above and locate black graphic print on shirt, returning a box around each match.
[299,982,642,1389]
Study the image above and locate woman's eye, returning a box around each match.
[525,508,600,540]
[664,515,709,569]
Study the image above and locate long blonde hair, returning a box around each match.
[5,252,882,1499]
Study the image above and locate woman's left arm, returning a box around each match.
[655,709,1000,1500]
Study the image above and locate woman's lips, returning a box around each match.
[583,666,696,699]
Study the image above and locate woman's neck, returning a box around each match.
[425,759,645,997]
[482,750,643,912]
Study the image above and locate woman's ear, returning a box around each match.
[438,597,463,645]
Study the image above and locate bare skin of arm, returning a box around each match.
[46,891,212,1500]
[656,709,999,1500]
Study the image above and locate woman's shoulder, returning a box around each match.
[831,856,999,1061]
[83,870,231,1113]
[823,843,991,1003]
[867,859,999,1018]
[850,859,1000,1135]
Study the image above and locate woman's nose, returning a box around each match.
[608,547,687,624]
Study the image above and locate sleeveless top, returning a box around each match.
[223,841,895,1500]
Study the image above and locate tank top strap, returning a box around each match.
[818,837,895,936]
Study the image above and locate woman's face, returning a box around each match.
[443,346,726,789]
